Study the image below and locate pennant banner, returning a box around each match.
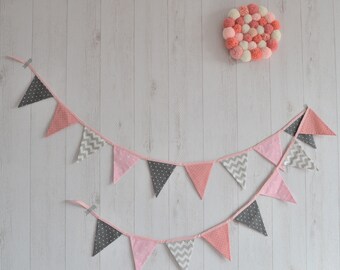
[299,109,336,136]
[93,219,122,256]
[284,141,316,170]
[260,170,296,203]
[220,153,248,189]
[254,133,282,166]
[202,223,231,260]
[46,103,78,136]
[77,127,106,162]
[185,162,214,199]
[113,146,140,183]
[18,76,53,107]
[130,237,157,270]
[166,240,194,270]
[235,200,267,236]
[148,161,176,197]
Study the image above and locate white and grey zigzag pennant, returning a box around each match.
[284,141,316,170]
[77,127,106,162]
[166,239,194,270]
[220,153,248,189]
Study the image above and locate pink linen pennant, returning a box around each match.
[260,170,296,203]
[46,103,78,136]
[299,109,336,135]
[254,133,283,166]
[185,162,214,199]
[113,146,140,183]
[202,223,231,260]
[130,236,157,270]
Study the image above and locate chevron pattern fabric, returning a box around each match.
[220,153,248,189]
[77,127,106,162]
[284,141,316,170]
[166,240,194,270]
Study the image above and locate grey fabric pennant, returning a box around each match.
[166,240,194,270]
[220,153,248,189]
[283,141,316,170]
[77,127,106,162]
[18,76,53,107]
[235,200,267,236]
[93,219,122,256]
[147,161,176,197]
[285,115,316,148]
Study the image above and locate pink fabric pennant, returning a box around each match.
[299,109,335,135]
[130,236,157,270]
[185,162,214,199]
[46,103,78,136]
[254,133,283,166]
[113,146,140,183]
[202,223,231,260]
[260,170,296,203]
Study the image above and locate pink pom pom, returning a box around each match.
[235,17,245,26]
[250,47,263,60]
[252,13,261,21]
[239,5,249,16]
[265,12,275,23]
[243,33,252,42]
[230,46,244,59]
[235,32,244,41]
[233,24,242,33]
[253,34,262,44]
[225,37,239,49]
[264,24,274,34]
[259,17,267,26]
[261,47,272,59]
[249,20,259,28]
[248,41,257,50]
[224,18,235,28]
[271,20,280,30]
[267,39,278,51]
[223,27,236,39]
[262,33,271,41]
[248,3,259,15]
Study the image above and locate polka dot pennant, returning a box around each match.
[93,219,122,256]
[235,200,267,236]
[18,76,53,107]
[284,115,317,149]
[299,109,336,136]
[147,161,176,197]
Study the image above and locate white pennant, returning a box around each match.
[166,240,194,270]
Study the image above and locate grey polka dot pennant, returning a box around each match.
[235,200,267,236]
[285,115,317,149]
[93,219,122,256]
[147,161,176,197]
[18,76,53,107]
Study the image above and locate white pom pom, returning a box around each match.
[241,50,251,62]
[271,30,282,41]
[242,24,250,34]
[258,40,267,48]
[228,9,240,19]
[259,6,268,16]
[244,14,252,24]
[239,41,249,50]
[257,25,264,35]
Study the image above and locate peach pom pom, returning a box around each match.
[230,46,244,59]
[248,41,257,50]
[251,48,263,60]
[267,39,278,51]
[261,47,272,59]
[249,20,259,28]
[235,32,244,41]
[259,17,267,26]
[242,24,250,33]
[244,14,252,24]
[241,50,251,62]
[239,5,249,16]
[259,6,268,16]
[233,24,242,33]
[248,3,259,15]
[271,20,280,30]
[253,34,262,44]
[252,13,261,21]
[228,8,241,19]
[265,12,275,23]
[224,18,235,28]
[225,37,239,49]
[248,28,257,37]
[236,17,245,26]
[243,33,252,42]
[223,27,236,39]
[262,33,270,41]
[264,24,274,34]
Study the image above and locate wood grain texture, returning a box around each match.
[0,0,339,269]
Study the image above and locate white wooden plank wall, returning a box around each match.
[0,0,339,269]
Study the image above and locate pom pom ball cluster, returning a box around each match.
[223,3,281,62]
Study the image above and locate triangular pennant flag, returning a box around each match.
[185,162,214,199]
[76,127,106,162]
[284,115,317,148]
[18,76,53,107]
[254,133,283,166]
[147,161,176,197]
[202,223,231,260]
[92,219,122,256]
[283,141,316,170]
[260,170,296,203]
[166,240,194,270]
[113,146,140,183]
[46,103,78,136]
[235,200,267,236]
[130,236,157,270]
[299,109,336,136]
[220,153,248,189]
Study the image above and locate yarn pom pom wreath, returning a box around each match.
[223,3,281,62]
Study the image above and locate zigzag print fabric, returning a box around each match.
[166,240,194,270]
[220,153,248,189]
[284,141,316,170]
[77,127,106,162]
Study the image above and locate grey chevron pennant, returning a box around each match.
[284,141,316,170]
[77,127,106,162]
[166,240,194,270]
[220,153,248,189]
[285,115,316,148]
